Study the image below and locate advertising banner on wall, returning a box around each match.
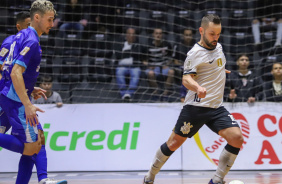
[0,103,183,172]
[0,102,281,172]
[183,102,282,170]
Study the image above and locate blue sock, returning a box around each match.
[35,145,48,182]
[0,133,24,153]
[16,155,36,184]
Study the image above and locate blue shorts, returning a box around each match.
[145,67,170,76]
[0,106,11,133]
[0,95,42,143]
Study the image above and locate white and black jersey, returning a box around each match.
[183,43,226,108]
[147,40,172,66]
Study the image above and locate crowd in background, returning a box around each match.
[0,0,281,103]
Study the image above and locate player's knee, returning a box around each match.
[39,130,45,145]
[41,134,46,145]
[232,132,244,147]
[166,134,186,151]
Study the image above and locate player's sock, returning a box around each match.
[16,154,36,184]
[145,143,174,182]
[212,144,240,183]
[35,145,48,182]
[0,133,24,153]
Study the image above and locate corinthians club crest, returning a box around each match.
[180,122,193,134]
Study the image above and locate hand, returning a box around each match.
[229,89,237,99]
[25,104,45,127]
[197,86,206,98]
[225,69,231,74]
[247,97,256,103]
[22,130,42,155]
[31,87,47,100]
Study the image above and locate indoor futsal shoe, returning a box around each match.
[39,178,68,184]
[209,179,226,184]
[143,176,154,184]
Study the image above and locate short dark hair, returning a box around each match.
[40,75,53,83]
[16,11,30,24]
[201,14,221,28]
[236,53,249,61]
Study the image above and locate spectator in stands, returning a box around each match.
[58,0,87,38]
[225,54,263,103]
[144,28,174,100]
[173,28,196,64]
[114,28,145,102]
[32,76,63,107]
[252,0,282,47]
[262,63,282,102]
[173,28,196,90]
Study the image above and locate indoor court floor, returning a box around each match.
[0,170,282,184]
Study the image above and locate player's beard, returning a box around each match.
[203,33,217,49]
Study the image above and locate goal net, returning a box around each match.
[0,0,281,103]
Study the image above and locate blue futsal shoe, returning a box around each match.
[209,179,226,184]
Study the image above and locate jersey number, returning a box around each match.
[228,114,236,121]
[5,41,16,66]
[194,93,201,102]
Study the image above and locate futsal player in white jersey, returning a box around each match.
[143,14,244,184]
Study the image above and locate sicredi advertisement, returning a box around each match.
[0,103,281,172]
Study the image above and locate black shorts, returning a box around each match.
[174,105,240,138]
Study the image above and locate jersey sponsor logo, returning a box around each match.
[208,59,215,64]
[20,46,30,56]
[0,47,9,57]
[217,58,223,67]
[180,122,193,134]
[186,60,192,68]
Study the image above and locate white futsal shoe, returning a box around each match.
[39,178,67,184]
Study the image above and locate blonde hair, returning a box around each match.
[30,0,56,20]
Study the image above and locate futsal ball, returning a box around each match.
[229,180,245,184]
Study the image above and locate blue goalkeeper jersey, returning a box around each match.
[0,26,42,102]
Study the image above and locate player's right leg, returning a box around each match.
[0,108,41,155]
[35,128,68,184]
